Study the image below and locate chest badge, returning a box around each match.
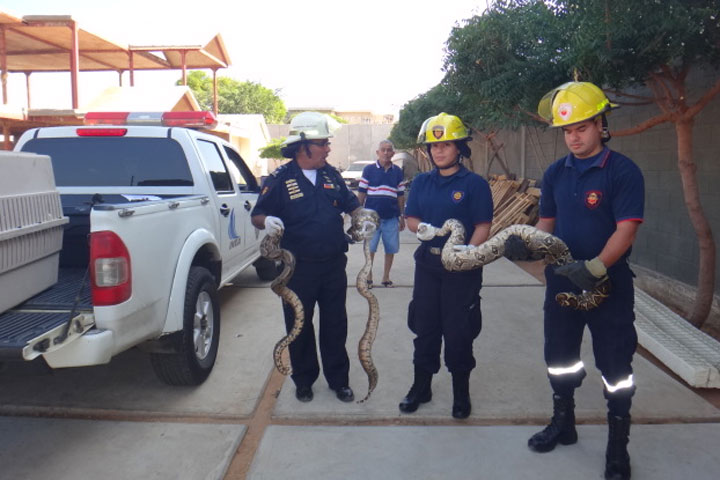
[286,178,303,199]
[451,190,465,203]
[585,190,603,209]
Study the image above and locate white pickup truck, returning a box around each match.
[2,111,278,385]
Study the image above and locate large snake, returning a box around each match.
[261,209,382,402]
[260,228,303,375]
[348,208,381,403]
[421,220,610,310]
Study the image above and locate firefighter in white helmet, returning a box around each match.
[251,111,360,403]
[504,82,644,480]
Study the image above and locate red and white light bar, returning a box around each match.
[83,111,218,128]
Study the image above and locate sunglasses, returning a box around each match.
[308,140,331,147]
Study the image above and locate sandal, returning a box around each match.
[381,280,394,288]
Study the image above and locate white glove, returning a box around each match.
[264,216,284,235]
[453,245,474,252]
[416,222,438,242]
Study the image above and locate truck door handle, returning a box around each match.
[220,204,231,217]
[244,200,252,211]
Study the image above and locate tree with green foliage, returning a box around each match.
[390,85,465,149]
[399,0,719,325]
[182,71,287,124]
[258,138,285,160]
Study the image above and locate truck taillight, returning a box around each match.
[83,111,217,128]
[90,231,131,306]
[76,128,128,136]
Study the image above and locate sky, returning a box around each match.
[2,0,487,117]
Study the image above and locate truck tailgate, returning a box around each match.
[0,268,93,360]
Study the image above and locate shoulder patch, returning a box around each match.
[271,164,288,177]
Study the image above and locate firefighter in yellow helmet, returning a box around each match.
[400,113,494,419]
[505,82,644,480]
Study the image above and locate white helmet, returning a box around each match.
[283,111,336,146]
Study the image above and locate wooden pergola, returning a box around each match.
[0,10,231,146]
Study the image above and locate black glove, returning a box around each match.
[554,257,607,291]
[503,235,532,261]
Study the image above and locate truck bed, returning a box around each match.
[0,268,91,360]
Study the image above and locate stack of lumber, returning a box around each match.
[488,175,541,237]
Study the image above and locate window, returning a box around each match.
[21,137,194,187]
[223,146,258,192]
[196,139,233,193]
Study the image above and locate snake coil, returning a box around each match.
[423,220,610,310]
[261,208,382,403]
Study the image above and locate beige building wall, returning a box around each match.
[267,123,394,171]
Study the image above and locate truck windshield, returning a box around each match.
[20,137,194,187]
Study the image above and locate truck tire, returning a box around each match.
[254,257,282,281]
[150,266,220,385]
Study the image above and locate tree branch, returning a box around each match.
[605,89,655,102]
[647,75,673,116]
[650,72,675,106]
[612,111,673,137]
[612,99,655,107]
[684,76,720,120]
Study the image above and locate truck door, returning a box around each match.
[194,139,247,279]
[221,145,262,256]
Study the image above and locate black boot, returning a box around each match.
[528,394,578,453]
[451,371,471,419]
[605,414,631,480]
[399,366,433,413]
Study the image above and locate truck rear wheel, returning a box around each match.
[150,266,220,385]
[254,257,282,281]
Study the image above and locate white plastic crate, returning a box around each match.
[0,151,68,313]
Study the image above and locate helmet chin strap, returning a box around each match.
[429,151,462,170]
[299,132,314,158]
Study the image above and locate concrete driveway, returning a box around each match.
[1,230,719,479]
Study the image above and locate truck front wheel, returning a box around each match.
[151,266,220,385]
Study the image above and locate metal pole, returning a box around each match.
[69,20,79,109]
[25,72,31,109]
[212,68,218,115]
[1,26,7,105]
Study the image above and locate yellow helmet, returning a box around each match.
[538,82,618,127]
[417,112,470,144]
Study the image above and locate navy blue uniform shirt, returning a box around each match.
[539,147,644,261]
[405,165,493,248]
[358,161,406,219]
[252,160,360,260]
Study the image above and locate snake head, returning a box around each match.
[349,208,380,241]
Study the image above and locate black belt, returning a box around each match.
[296,253,343,263]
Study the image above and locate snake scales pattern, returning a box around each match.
[348,208,381,403]
[260,229,303,375]
[260,208,381,402]
[423,219,610,310]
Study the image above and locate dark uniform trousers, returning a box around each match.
[543,261,637,416]
[408,247,484,375]
[282,254,350,390]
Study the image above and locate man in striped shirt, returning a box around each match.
[357,140,407,288]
